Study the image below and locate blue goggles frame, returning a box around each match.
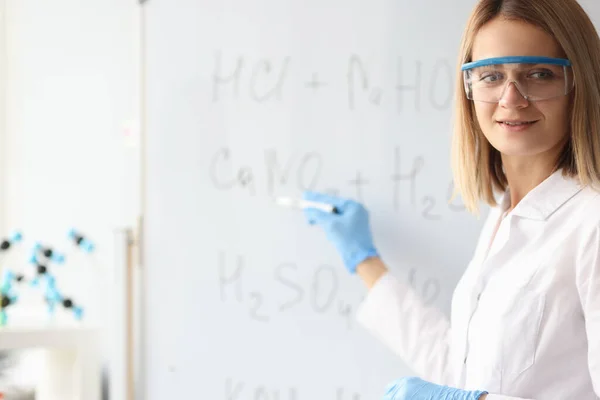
[461,56,572,71]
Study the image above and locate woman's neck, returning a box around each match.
[501,156,557,213]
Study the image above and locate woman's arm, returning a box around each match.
[355,258,454,386]
[302,192,455,385]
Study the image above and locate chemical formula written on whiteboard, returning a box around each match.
[208,146,466,221]
[218,250,441,329]
[211,51,454,112]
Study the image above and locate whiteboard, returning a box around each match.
[140,0,600,398]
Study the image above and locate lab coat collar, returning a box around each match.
[499,170,583,221]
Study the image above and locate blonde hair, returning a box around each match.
[451,0,600,214]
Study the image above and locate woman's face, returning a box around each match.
[471,18,571,163]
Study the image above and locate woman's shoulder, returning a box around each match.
[571,181,600,221]
[563,181,600,250]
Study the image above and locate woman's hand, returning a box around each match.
[383,377,488,400]
[302,191,379,273]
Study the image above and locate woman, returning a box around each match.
[303,0,600,399]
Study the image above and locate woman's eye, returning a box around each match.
[480,73,500,82]
[530,71,554,79]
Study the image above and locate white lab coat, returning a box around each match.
[356,170,600,399]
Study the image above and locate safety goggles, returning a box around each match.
[461,56,575,103]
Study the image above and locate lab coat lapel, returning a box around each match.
[510,170,583,221]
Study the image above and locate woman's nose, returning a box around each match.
[498,81,529,108]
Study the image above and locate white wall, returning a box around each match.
[1,0,140,398]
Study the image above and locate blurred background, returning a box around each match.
[0,1,138,399]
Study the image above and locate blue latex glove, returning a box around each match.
[383,377,488,400]
[302,191,379,273]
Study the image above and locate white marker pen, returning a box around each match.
[275,197,340,214]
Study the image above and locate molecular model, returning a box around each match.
[0,229,95,326]
[0,232,22,252]
[68,228,95,253]
[0,273,23,326]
